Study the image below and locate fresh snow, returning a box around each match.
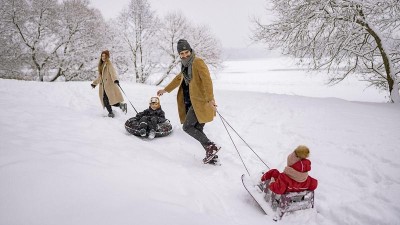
[1,57,400,225]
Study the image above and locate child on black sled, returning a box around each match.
[133,97,166,139]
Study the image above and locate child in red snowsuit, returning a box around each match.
[261,145,318,194]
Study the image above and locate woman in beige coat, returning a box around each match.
[157,39,220,164]
[91,50,127,118]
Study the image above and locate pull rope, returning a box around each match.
[218,111,251,176]
[217,111,270,171]
[117,83,138,114]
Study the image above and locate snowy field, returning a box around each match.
[214,57,387,103]
[1,57,399,225]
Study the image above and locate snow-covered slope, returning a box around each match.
[0,73,399,225]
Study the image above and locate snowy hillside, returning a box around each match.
[0,60,399,225]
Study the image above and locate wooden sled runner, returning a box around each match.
[241,174,315,221]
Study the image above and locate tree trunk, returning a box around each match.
[156,58,178,86]
[50,68,62,82]
[133,56,139,82]
[156,66,173,86]
[365,27,400,103]
[37,68,43,82]
[357,13,400,103]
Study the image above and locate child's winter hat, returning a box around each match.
[294,145,310,159]
[149,96,160,104]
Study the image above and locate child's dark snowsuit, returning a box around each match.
[135,107,166,132]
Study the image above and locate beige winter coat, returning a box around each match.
[164,57,216,124]
[92,61,124,108]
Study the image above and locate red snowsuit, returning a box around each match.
[261,157,318,195]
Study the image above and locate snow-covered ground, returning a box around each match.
[214,57,387,103]
[1,57,399,225]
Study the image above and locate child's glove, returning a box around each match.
[261,173,268,182]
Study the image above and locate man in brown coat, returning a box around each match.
[157,39,221,164]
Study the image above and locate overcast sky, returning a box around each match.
[89,0,269,49]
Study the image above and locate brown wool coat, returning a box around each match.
[164,57,216,124]
[92,61,124,107]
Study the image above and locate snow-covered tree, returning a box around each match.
[104,19,132,81]
[0,0,28,80]
[50,0,105,82]
[0,0,222,84]
[253,0,400,103]
[116,0,160,83]
[156,11,222,86]
[155,11,189,85]
[187,24,223,70]
[0,0,106,82]
[1,0,60,81]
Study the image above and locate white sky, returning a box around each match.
[89,0,268,48]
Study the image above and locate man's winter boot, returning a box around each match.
[207,155,220,165]
[139,128,146,137]
[148,129,156,139]
[203,142,221,163]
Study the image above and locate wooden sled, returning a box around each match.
[261,180,315,220]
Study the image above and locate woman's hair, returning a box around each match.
[98,50,110,75]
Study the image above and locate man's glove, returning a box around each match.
[114,80,119,85]
[91,84,96,88]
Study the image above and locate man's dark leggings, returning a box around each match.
[103,91,120,113]
[182,106,210,148]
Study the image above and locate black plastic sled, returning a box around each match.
[124,118,173,138]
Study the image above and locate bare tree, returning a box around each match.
[4,0,62,81]
[0,0,107,82]
[116,0,160,83]
[156,11,223,86]
[0,0,29,80]
[253,0,400,103]
[155,11,189,85]
[104,19,133,81]
[187,24,223,70]
[49,0,105,81]
[0,0,222,84]
[49,0,105,82]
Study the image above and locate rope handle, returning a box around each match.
[117,83,138,114]
[217,110,270,175]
